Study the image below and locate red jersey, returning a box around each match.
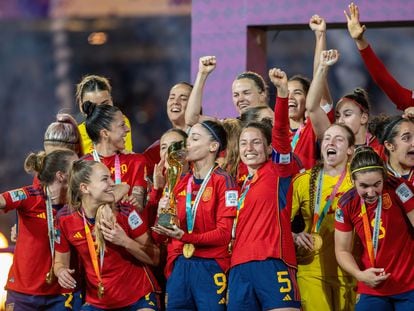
[335,177,414,296]
[360,45,413,111]
[230,161,298,268]
[163,167,238,277]
[231,96,299,268]
[83,153,146,192]
[55,205,158,309]
[367,134,386,161]
[143,139,161,177]
[2,185,67,295]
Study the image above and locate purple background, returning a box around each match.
[191,1,414,117]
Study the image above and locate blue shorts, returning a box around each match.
[356,289,414,311]
[166,256,226,311]
[5,290,82,311]
[80,292,158,311]
[227,259,301,311]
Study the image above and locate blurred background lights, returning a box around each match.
[88,31,107,45]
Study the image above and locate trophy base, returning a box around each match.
[157,213,178,229]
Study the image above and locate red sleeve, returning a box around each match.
[334,200,353,232]
[394,181,414,214]
[119,208,148,239]
[55,216,71,253]
[130,154,147,188]
[360,45,413,111]
[143,140,161,177]
[272,96,291,154]
[144,187,164,227]
[180,176,237,246]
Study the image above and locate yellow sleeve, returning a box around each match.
[290,171,312,232]
[78,122,93,156]
[124,115,133,152]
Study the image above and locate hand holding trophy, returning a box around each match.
[157,140,186,229]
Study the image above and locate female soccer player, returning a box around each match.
[54,159,160,310]
[306,49,385,158]
[76,74,133,155]
[335,146,414,310]
[152,120,238,311]
[373,116,414,184]
[82,102,147,211]
[227,68,301,311]
[1,149,80,310]
[288,122,356,311]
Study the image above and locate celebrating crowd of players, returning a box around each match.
[1,3,414,311]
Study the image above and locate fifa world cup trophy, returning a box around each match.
[157,141,186,228]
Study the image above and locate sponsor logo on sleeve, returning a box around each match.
[9,189,27,202]
[396,183,413,203]
[128,210,143,230]
[335,208,344,223]
[225,190,238,207]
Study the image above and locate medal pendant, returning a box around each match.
[183,243,195,258]
[97,282,105,299]
[45,266,55,284]
[311,233,323,251]
[228,239,234,254]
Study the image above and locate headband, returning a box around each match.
[337,97,368,114]
[351,165,384,175]
[382,117,404,143]
[201,122,222,149]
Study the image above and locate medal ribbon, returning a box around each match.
[93,149,121,185]
[45,187,55,266]
[82,210,104,291]
[290,123,304,151]
[185,166,215,233]
[231,174,254,240]
[360,196,382,267]
[312,169,347,233]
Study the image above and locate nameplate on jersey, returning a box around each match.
[9,189,27,202]
[271,151,291,164]
[128,210,143,230]
[225,190,238,207]
[396,183,413,203]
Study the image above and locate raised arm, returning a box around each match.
[185,56,217,127]
[310,14,332,105]
[345,3,413,110]
[306,49,339,139]
[269,68,290,154]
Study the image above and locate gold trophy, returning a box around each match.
[157,141,186,229]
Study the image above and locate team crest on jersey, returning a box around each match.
[396,183,413,203]
[335,208,344,223]
[202,187,213,202]
[8,189,26,202]
[128,210,143,230]
[382,193,392,209]
[225,190,238,207]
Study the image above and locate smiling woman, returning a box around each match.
[335,146,414,310]
[81,102,148,212]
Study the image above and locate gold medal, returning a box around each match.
[45,265,55,284]
[183,243,195,258]
[311,233,323,251]
[97,282,104,299]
